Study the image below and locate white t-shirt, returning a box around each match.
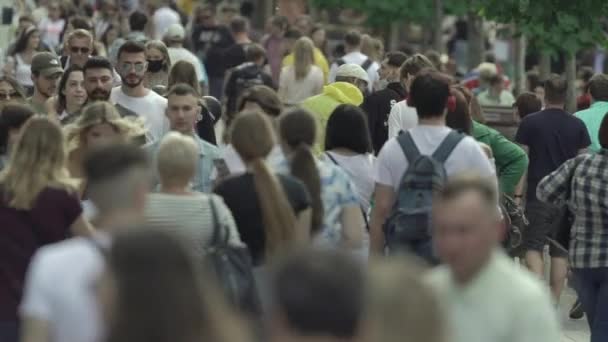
[220,144,285,176]
[20,235,109,342]
[328,51,380,93]
[38,18,66,51]
[153,7,181,40]
[110,87,169,143]
[168,47,207,83]
[278,65,324,105]
[322,151,375,212]
[387,100,418,138]
[375,125,496,191]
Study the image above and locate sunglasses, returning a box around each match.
[71,46,91,54]
[0,91,19,100]
[119,62,146,73]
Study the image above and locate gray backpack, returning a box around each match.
[383,130,464,263]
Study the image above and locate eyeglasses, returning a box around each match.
[119,62,146,73]
[70,46,91,55]
[0,91,19,100]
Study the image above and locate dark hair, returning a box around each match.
[57,65,84,114]
[446,88,472,135]
[285,29,302,40]
[600,113,608,149]
[167,61,200,95]
[229,16,248,33]
[166,83,198,98]
[514,92,542,120]
[279,109,323,235]
[83,143,149,186]
[484,51,496,63]
[324,105,371,154]
[424,50,442,70]
[272,248,365,338]
[0,103,35,153]
[101,25,118,47]
[454,85,485,124]
[83,56,114,74]
[544,74,567,105]
[488,73,503,86]
[589,74,608,102]
[129,11,148,32]
[0,76,26,101]
[70,16,93,31]
[13,27,40,55]
[105,229,221,342]
[245,43,266,62]
[344,30,361,47]
[385,51,407,68]
[270,15,289,31]
[117,40,146,60]
[526,70,542,91]
[400,54,435,80]
[579,66,595,84]
[236,85,282,117]
[409,70,450,118]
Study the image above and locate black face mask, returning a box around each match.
[147,60,164,73]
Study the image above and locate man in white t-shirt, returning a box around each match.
[387,54,436,137]
[19,144,150,342]
[152,0,181,40]
[328,30,379,93]
[164,23,207,85]
[369,70,496,254]
[111,40,169,143]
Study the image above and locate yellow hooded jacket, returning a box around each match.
[300,82,364,154]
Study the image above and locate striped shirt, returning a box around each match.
[144,193,243,259]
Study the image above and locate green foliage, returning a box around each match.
[310,0,434,27]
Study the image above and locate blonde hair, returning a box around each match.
[293,37,314,80]
[146,40,172,72]
[364,258,445,342]
[231,111,298,258]
[157,132,198,187]
[67,29,94,47]
[0,116,77,209]
[64,101,146,150]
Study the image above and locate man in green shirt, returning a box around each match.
[575,74,608,153]
[27,52,64,114]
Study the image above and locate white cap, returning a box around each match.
[164,23,185,41]
[336,63,369,83]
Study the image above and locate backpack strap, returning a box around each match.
[396,131,421,163]
[336,58,346,66]
[361,58,373,71]
[432,131,465,163]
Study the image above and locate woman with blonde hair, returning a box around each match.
[0,117,92,336]
[144,40,172,90]
[278,37,324,106]
[64,101,146,190]
[214,111,311,266]
[144,131,243,259]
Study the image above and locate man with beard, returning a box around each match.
[83,57,115,102]
[361,51,408,154]
[111,41,169,143]
[28,52,64,114]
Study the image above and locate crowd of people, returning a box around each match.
[0,1,607,342]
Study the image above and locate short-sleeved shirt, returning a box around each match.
[214,173,310,266]
[515,108,591,201]
[0,187,82,320]
[375,125,497,191]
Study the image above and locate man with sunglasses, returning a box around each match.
[110,41,169,143]
[62,29,121,86]
[28,52,63,114]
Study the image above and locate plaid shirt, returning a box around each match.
[537,150,608,268]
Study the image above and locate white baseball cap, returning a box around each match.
[164,23,185,41]
[336,63,369,84]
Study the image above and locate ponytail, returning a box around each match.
[290,143,323,234]
[250,158,298,259]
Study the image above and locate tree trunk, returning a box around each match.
[565,52,577,113]
[467,11,484,70]
[433,0,444,53]
[513,33,527,96]
[539,52,551,79]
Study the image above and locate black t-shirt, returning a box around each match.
[515,108,591,201]
[360,82,407,154]
[191,24,234,77]
[222,43,249,71]
[214,172,310,266]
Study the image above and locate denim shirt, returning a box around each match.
[146,134,221,193]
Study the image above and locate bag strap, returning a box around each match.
[361,58,373,71]
[336,58,346,66]
[208,196,229,247]
[432,131,465,163]
[324,152,370,231]
[396,131,421,163]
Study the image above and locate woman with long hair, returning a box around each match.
[0,76,26,104]
[0,103,34,170]
[64,102,145,192]
[98,229,249,342]
[5,26,45,94]
[278,37,323,106]
[214,111,311,266]
[46,65,88,125]
[144,40,171,90]
[0,117,92,337]
[275,109,364,251]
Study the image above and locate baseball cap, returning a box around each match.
[31,52,63,77]
[164,23,185,41]
[336,63,369,84]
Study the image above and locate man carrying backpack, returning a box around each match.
[328,30,379,93]
[369,70,496,262]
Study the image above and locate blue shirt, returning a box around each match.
[146,133,221,193]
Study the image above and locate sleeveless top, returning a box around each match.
[15,54,33,87]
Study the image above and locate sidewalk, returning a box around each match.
[560,287,589,342]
